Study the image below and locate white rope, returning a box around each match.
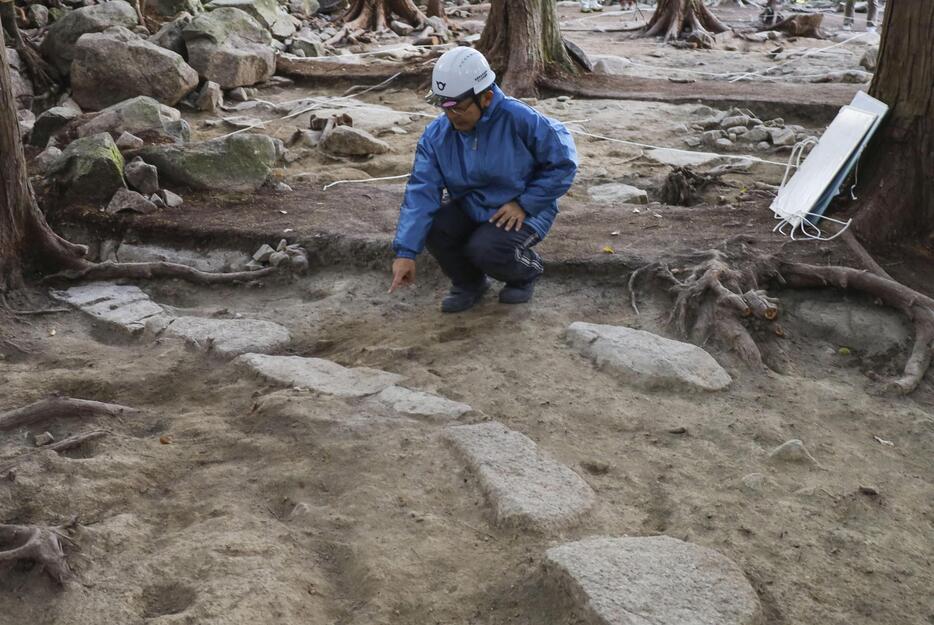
[729,31,871,82]
[321,173,412,191]
[570,128,792,167]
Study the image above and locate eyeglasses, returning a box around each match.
[442,98,476,116]
[426,91,477,114]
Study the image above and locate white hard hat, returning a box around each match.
[427,47,496,109]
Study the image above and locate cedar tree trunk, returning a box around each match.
[477,0,577,98]
[0,16,85,291]
[643,0,729,47]
[341,0,428,31]
[855,0,934,249]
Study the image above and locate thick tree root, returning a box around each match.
[329,0,427,43]
[0,397,137,431]
[0,521,76,584]
[758,13,826,38]
[43,261,277,285]
[0,431,107,474]
[642,0,730,48]
[629,237,934,393]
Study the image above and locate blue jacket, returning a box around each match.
[393,85,578,259]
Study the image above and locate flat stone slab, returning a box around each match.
[788,294,910,355]
[153,316,290,357]
[237,354,403,398]
[116,243,251,273]
[646,147,721,168]
[545,536,762,625]
[588,183,648,205]
[370,386,471,421]
[51,282,166,334]
[442,421,595,531]
[566,322,731,391]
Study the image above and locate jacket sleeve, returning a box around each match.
[393,135,445,259]
[515,116,579,217]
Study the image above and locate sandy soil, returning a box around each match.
[3,3,933,625]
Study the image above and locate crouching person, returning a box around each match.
[389,48,579,313]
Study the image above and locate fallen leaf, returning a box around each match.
[159,435,174,445]
[602,245,615,254]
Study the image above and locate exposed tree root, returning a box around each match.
[0,431,107,474]
[329,0,427,43]
[0,520,77,584]
[43,261,277,285]
[629,237,933,393]
[758,13,826,38]
[0,0,59,93]
[0,397,137,431]
[642,0,730,49]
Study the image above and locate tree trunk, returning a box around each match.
[341,0,427,31]
[642,0,729,47]
[477,0,577,98]
[426,0,444,19]
[854,1,934,249]
[0,14,86,292]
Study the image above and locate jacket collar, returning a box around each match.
[477,84,505,126]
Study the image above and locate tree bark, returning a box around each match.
[0,15,86,292]
[642,0,729,47]
[426,0,444,19]
[341,0,427,31]
[855,1,934,249]
[477,0,577,98]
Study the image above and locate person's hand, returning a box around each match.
[490,201,527,232]
[389,258,416,293]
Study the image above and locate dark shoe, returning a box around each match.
[498,279,537,305]
[441,278,490,313]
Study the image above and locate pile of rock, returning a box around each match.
[686,107,815,152]
[250,239,310,272]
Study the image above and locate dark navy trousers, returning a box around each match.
[425,201,544,289]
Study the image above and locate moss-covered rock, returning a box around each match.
[134,134,278,192]
[182,8,274,87]
[50,133,127,202]
[76,96,190,145]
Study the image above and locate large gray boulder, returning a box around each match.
[71,27,199,110]
[545,536,762,625]
[566,322,732,391]
[76,96,190,144]
[149,12,194,57]
[182,8,275,88]
[151,0,204,17]
[320,125,390,157]
[41,0,139,76]
[204,0,277,29]
[49,133,126,202]
[30,106,81,148]
[288,0,319,17]
[134,134,278,191]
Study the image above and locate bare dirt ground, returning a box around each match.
[4,3,933,625]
